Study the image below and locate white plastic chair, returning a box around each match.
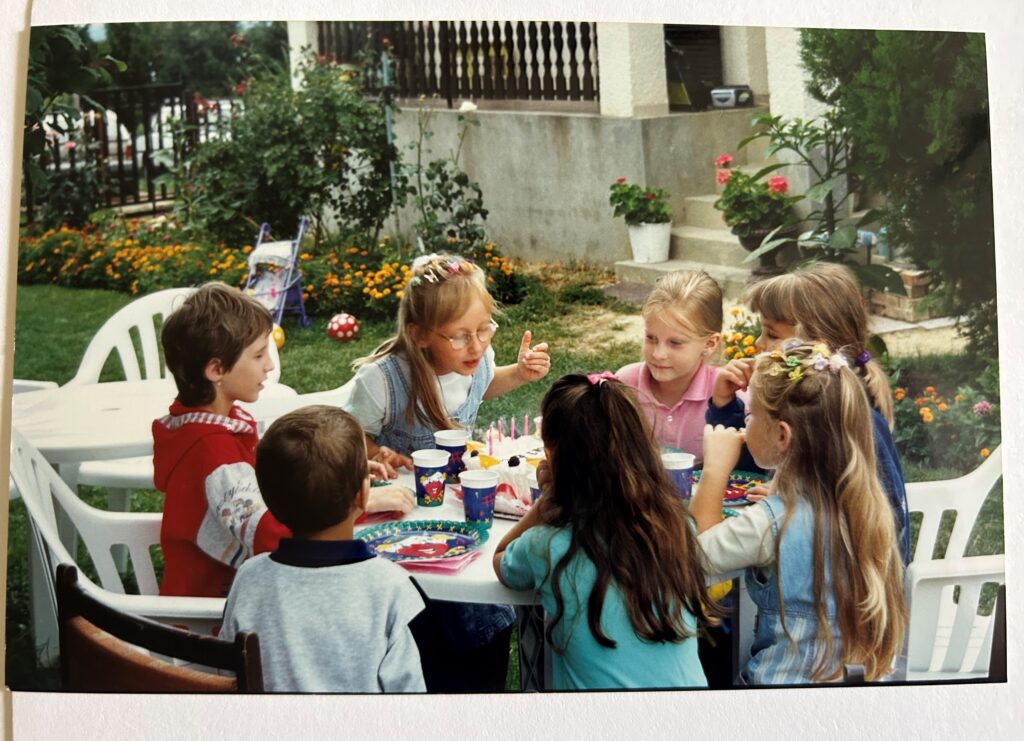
[905,446,1002,562]
[63,286,287,504]
[904,554,1005,680]
[10,427,225,663]
[7,380,59,501]
[903,446,1004,681]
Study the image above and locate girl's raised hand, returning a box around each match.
[711,357,755,408]
[516,330,551,382]
[702,424,745,477]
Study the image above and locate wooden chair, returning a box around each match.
[57,564,263,692]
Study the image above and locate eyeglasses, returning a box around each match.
[436,320,498,350]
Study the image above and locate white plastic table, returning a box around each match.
[10,378,299,465]
[358,473,539,606]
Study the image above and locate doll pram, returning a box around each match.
[243,217,311,327]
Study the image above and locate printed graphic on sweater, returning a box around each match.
[199,462,268,568]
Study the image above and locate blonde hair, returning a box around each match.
[746,262,894,427]
[749,342,907,682]
[642,270,723,341]
[356,254,494,430]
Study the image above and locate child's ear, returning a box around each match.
[705,332,722,354]
[204,357,225,384]
[408,323,430,349]
[776,420,792,453]
[356,476,370,513]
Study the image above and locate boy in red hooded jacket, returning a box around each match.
[154,283,290,597]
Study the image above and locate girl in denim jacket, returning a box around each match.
[693,342,907,684]
[344,253,551,692]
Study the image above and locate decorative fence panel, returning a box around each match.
[317,20,599,107]
[24,83,239,223]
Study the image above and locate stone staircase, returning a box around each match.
[614,140,773,300]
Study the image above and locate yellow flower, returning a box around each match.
[744,346,756,356]
[730,307,740,316]
[980,448,990,458]
[742,335,754,346]
[894,388,906,401]
[938,403,949,412]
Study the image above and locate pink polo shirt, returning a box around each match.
[615,361,719,462]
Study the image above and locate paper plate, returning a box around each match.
[356,520,488,562]
[693,469,768,506]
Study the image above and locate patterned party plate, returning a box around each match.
[692,469,769,506]
[356,520,489,562]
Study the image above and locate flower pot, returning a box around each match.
[627,222,672,264]
[732,226,795,277]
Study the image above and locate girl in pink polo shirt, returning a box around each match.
[616,271,722,463]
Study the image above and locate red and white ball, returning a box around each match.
[326,312,359,341]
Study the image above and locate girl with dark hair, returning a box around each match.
[493,373,721,689]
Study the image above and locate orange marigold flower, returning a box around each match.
[980,448,991,458]
[894,388,906,401]
[938,403,949,412]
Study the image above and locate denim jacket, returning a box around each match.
[741,495,843,685]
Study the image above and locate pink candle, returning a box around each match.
[498,417,504,441]
[510,417,516,440]
[524,414,529,438]
[488,423,494,456]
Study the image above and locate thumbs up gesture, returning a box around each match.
[516,330,551,383]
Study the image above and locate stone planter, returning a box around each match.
[627,222,672,263]
[732,226,796,277]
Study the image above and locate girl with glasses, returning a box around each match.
[344,252,550,692]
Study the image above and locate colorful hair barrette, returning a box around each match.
[855,350,872,367]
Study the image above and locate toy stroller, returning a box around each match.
[243,217,311,327]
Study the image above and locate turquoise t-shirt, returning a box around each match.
[500,525,707,690]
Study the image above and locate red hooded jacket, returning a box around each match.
[153,401,290,597]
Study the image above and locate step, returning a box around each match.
[671,225,751,267]
[683,194,727,231]
[613,259,753,302]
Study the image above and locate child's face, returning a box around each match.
[218,333,274,405]
[642,314,715,389]
[755,317,797,352]
[419,295,494,376]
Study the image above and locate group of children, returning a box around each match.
[153,252,909,693]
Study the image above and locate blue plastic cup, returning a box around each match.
[412,449,451,507]
[433,429,469,485]
[662,452,695,502]
[459,469,499,528]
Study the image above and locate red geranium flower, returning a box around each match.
[645,192,655,201]
[714,153,733,168]
[716,169,732,185]
[616,177,626,183]
[768,176,789,194]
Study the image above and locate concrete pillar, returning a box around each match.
[764,27,828,121]
[286,21,320,90]
[720,26,769,102]
[597,23,669,117]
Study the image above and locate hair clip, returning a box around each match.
[811,353,829,372]
[828,352,849,373]
[788,366,804,383]
[786,355,800,368]
[586,370,617,386]
[855,350,872,367]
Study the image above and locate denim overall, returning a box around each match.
[375,352,515,648]
[740,495,842,685]
[375,353,493,455]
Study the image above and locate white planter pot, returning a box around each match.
[627,222,672,263]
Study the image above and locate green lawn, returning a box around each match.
[5,282,1005,690]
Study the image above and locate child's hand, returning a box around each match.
[516,330,551,383]
[365,483,416,516]
[745,482,773,503]
[711,357,755,408]
[372,446,413,476]
[702,424,745,476]
[536,459,553,490]
[367,460,395,481]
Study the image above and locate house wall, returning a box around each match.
[390,106,760,263]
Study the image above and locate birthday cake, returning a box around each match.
[463,434,545,517]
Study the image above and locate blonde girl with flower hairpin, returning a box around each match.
[707,262,910,564]
[693,342,907,685]
[615,270,723,462]
[344,252,550,692]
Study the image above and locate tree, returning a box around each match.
[800,30,995,354]
[100,21,288,97]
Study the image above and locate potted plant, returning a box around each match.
[713,155,799,275]
[609,177,672,263]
